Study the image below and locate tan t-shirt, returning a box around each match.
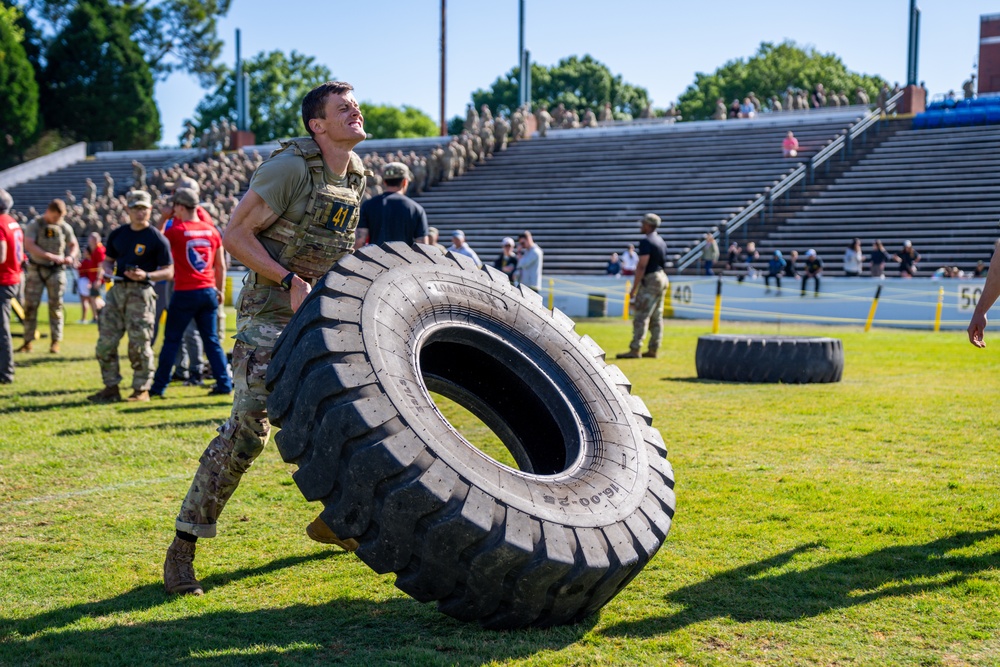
[249,148,350,223]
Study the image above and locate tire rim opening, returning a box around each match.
[418,327,582,476]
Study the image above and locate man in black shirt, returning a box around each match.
[89,191,173,402]
[618,213,668,359]
[356,162,429,247]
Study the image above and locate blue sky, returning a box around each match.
[154,0,998,145]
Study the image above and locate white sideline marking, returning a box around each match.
[2,474,188,507]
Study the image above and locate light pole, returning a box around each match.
[440,0,447,136]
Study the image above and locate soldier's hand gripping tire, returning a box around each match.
[265,242,675,629]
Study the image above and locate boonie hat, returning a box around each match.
[382,162,411,180]
[639,213,661,229]
[171,187,199,208]
[127,191,152,209]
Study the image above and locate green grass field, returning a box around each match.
[1,312,999,666]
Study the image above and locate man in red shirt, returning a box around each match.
[0,188,24,383]
[149,188,232,397]
[77,232,106,323]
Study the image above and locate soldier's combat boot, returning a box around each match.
[127,390,150,402]
[49,341,60,354]
[616,349,641,359]
[642,349,658,359]
[15,341,32,353]
[164,537,204,596]
[87,385,121,403]
[306,516,359,552]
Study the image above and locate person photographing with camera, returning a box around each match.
[88,191,173,403]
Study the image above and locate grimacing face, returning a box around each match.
[311,92,365,143]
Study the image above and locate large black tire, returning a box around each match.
[695,334,844,383]
[265,242,675,629]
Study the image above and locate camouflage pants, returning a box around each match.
[176,282,291,538]
[23,264,67,343]
[630,271,669,353]
[95,282,157,390]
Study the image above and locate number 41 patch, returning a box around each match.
[323,202,357,230]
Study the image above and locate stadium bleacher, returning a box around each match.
[758,123,1000,274]
[5,149,199,217]
[413,110,866,274]
[915,95,1000,129]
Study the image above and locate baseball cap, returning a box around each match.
[126,190,152,209]
[164,176,200,193]
[904,240,912,248]
[382,162,411,180]
[639,213,661,229]
[452,230,465,240]
[805,249,817,257]
[502,237,515,246]
[171,187,199,208]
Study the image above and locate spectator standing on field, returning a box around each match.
[516,231,543,291]
[356,162,429,247]
[869,240,890,278]
[148,188,232,398]
[77,232,106,323]
[88,191,174,403]
[621,244,638,276]
[895,240,921,278]
[494,237,518,283]
[617,213,668,359]
[968,238,1000,347]
[19,199,79,354]
[0,188,24,384]
[447,230,482,267]
[843,238,863,277]
[701,233,719,275]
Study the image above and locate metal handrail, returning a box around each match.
[673,91,903,273]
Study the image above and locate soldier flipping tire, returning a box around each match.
[265,242,675,629]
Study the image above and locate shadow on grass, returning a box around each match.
[14,355,92,367]
[602,530,1000,638]
[0,399,92,415]
[660,376,718,384]
[56,419,221,437]
[4,388,91,398]
[0,552,590,666]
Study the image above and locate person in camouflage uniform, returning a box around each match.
[617,213,668,360]
[89,191,174,403]
[19,199,79,354]
[164,81,370,597]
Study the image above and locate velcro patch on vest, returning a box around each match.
[319,200,357,231]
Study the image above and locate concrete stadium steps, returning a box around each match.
[7,149,199,218]
[756,124,1000,274]
[414,113,862,274]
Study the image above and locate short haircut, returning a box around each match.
[47,199,67,216]
[302,81,355,138]
[0,188,11,214]
[383,177,404,188]
[519,230,533,242]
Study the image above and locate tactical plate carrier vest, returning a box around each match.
[257,138,369,281]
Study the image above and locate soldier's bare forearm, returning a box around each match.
[222,190,287,284]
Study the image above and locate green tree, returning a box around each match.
[187,50,331,143]
[471,55,650,118]
[678,41,887,121]
[41,0,160,149]
[0,3,39,159]
[359,103,438,139]
[23,0,230,85]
